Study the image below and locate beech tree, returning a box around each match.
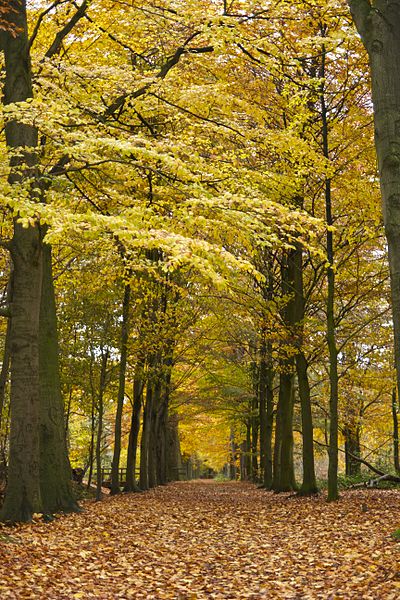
[347,0,400,417]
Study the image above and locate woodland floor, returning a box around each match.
[0,481,400,599]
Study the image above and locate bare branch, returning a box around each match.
[45,0,89,59]
[29,0,68,50]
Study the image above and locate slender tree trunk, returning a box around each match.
[264,347,274,488]
[139,381,153,490]
[392,384,400,474]
[148,378,161,488]
[110,284,130,495]
[86,398,96,489]
[293,242,318,495]
[96,349,109,501]
[229,429,237,480]
[0,318,11,436]
[125,369,143,492]
[318,42,340,501]
[272,250,297,492]
[259,338,267,480]
[251,397,259,482]
[344,424,361,477]
[39,243,77,514]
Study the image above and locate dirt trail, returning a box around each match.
[0,481,399,599]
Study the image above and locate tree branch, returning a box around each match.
[45,0,89,59]
[29,0,68,50]
[103,40,213,119]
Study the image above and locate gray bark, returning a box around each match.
[347,0,400,433]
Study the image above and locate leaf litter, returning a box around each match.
[0,481,399,599]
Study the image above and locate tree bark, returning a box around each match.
[96,349,109,501]
[110,284,130,495]
[39,243,77,514]
[139,380,153,490]
[124,367,143,492]
[272,250,297,492]
[293,243,318,495]
[347,0,400,430]
[392,384,400,474]
[0,317,11,437]
[0,1,43,522]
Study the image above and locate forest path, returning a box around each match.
[1,481,400,599]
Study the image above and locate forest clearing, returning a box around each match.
[1,481,400,599]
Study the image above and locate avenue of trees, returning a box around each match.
[0,0,399,522]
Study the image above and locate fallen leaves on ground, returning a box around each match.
[0,481,399,599]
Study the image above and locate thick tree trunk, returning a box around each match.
[1,224,43,522]
[0,1,44,522]
[39,243,77,514]
[347,0,400,435]
[110,284,130,495]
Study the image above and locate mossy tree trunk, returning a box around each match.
[0,1,43,523]
[39,243,77,514]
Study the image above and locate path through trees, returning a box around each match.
[1,481,399,599]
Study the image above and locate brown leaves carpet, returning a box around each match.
[1,481,400,599]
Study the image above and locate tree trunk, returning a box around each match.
[139,381,153,490]
[86,398,96,489]
[0,317,11,436]
[110,284,130,495]
[166,412,183,481]
[293,242,318,495]
[392,384,400,474]
[229,429,237,480]
[0,0,44,524]
[148,378,161,488]
[347,1,400,438]
[96,349,109,501]
[124,368,143,492]
[39,243,77,514]
[344,425,361,477]
[251,393,259,481]
[319,42,340,501]
[272,250,297,492]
